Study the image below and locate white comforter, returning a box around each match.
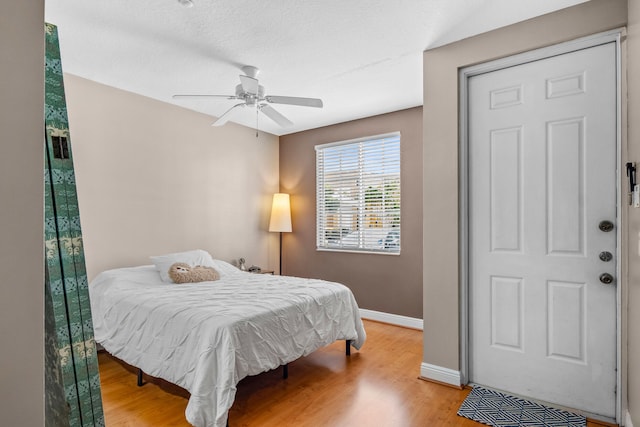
[89,264,366,427]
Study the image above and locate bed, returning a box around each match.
[89,250,366,427]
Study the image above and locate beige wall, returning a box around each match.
[626,0,640,424]
[64,75,280,281]
[280,107,423,318]
[0,2,45,425]
[422,0,636,421]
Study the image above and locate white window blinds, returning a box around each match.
[315,132,401,254]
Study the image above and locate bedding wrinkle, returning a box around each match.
[90,264,366,427]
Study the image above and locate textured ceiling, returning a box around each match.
[45,0,588,136]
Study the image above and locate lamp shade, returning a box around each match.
[269,193,292,233]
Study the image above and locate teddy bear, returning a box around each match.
[168,262,220,284]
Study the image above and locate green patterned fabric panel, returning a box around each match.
[44,23,105,427]
[45,267,71,427]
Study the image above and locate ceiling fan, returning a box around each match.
[172,66,323,128]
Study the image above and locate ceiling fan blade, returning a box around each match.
[260,104,293,127]
[212,103,245,127]
[239,75,259,95]
[265,95,323,108]
[172,94,237,99]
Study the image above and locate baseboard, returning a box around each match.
[626,410,634,427]
[420,362,462,387]
[359,308,423,330]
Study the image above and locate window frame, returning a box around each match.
[315,131,401,255]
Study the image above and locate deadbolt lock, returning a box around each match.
[599,251,613,262]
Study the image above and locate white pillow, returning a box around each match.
[150,249,215,283]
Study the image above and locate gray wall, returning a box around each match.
[0,2,45,425]
[422,0,640,423]
[279,107,423,318]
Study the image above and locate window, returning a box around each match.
[316,132,401,254]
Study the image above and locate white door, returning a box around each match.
[468,42,617,418]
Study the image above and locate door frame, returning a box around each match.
[458,29,624,423]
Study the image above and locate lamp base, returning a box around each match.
[279,232,283,275]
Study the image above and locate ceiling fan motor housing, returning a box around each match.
[235,84,264,106]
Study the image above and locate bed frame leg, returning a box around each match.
[137,368,144,387]
[283,364,289,379]
[346,340,351,356]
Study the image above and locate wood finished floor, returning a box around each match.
[98,320,609,427]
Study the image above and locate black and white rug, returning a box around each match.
[457,386,586,427]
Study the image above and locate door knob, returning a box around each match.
[599,273,614,285]
[599,251,613,262]
[598,220,614,232]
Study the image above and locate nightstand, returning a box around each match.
[249,270,274,275]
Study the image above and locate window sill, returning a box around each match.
[316,247,401,256]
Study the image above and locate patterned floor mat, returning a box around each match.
[457,386,586,427]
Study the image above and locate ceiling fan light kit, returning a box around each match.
[172,66,323,128]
